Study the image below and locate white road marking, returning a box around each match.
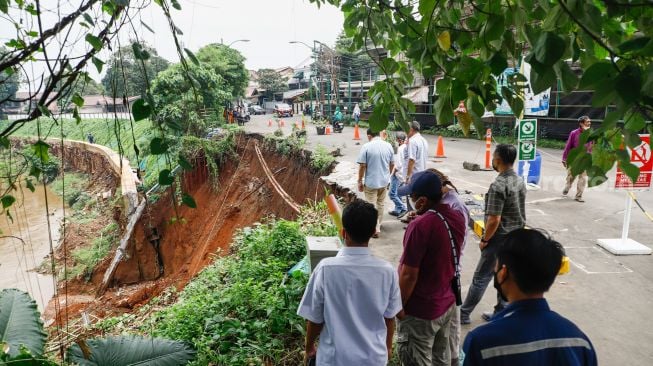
[566,247,634,274]
[527,197,566,204]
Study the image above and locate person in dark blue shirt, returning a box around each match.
[462,228,597,366]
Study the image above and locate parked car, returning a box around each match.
[249,105,265,115]
[273,103,293,117]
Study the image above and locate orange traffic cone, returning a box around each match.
[435,136,446,158]
[353,124,361,140]
[268,119,272,127]
[325,124,331,135]
[280,119,285,127]
[301,117,306,129]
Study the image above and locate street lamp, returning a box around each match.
[220,38,250,47]
[289,41,317,115]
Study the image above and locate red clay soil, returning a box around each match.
[45,134,329,325]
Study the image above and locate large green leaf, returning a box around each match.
[0,289,47,358]
[67,336,196,366]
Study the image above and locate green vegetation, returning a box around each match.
[102,44,170,98]
[150,220,308,365]
[178,132,238,189]
[68,222,119,280]
[310,145,336,172]
[50,172,88,207]
[265,133,306,157]
[196,44,249,98]
[313,0,653,187]
[90,201,338,366]
[0,288,196,366]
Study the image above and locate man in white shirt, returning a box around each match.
[357,128,395,237]
[399,121,429,214]
[389,132,408,217]
[298,199,403,366]
[405,121,429,182]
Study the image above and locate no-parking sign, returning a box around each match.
[615,135,652,190]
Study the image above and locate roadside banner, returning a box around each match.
[615,134,652,190]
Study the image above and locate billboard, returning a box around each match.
[495,60,551,117]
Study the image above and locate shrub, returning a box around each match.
[310,145,335,173]
[152,220,309,365]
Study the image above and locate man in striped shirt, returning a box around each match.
[461,228,597,365]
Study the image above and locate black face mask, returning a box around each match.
[493,271,508,302]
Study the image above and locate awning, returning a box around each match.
[282,88,308,100]
[403,86,430,104]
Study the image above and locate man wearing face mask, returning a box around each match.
[396,171,466,366]
[562,116,593,202]
[461,228,597,366]
[460,144,526,325]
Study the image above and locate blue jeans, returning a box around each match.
[389,175,406,212]
[460,235,508,320]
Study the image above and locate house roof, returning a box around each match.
[282,88,308,100]
[402,86,430,104]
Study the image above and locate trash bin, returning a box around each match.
[517,151,542,185]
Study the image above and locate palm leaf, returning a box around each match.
[0,289,46,358]
[66,336,196,366]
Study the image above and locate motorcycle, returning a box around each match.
[332,117,344,133]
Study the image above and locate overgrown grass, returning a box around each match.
[310,144,336,173]
[68,222,119,279]
[50,172,89,207]
[92,201,339,366]
[1,118,153,166]
[264,133,306,157]
[150,220,309,365]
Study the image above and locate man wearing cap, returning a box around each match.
[562,116,593,202]
[460,144,527,325]
[357,128,395,237]
[397,171,466,366]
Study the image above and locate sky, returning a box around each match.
[146,0,345,70]
[1,0,345,89]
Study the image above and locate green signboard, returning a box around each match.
[518,119,537,161]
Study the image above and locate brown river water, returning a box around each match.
[0,183,63,311]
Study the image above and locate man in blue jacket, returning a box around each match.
[462,228,597,366]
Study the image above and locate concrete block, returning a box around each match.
[597,238,652,255]
[306,236,341,272]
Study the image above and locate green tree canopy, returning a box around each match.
[196,44,248,98]
[102,43,170,98]
[256,68,288,97]
[150,63,230,136]
[334,31,377,82]
[311,0,653,187]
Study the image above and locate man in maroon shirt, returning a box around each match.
[562,116,593,202]
[396,171,466,366]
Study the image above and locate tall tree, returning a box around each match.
[150,63,230,136]
[256,69,288,97]
[102,43,170,98]
[196,44,248,98]
[311,0,653,187]
[334,31,376,82]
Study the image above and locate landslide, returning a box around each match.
[45,134,331,324]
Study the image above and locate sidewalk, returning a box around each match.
[245,115,653,365]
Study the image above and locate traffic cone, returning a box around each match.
[326,124,331,135]
[353,124,361,140]
[268,119,272,127]
[280,119,285,127]
[435,136,446,158]
[301,117,305,129]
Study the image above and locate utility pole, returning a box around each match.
[348,68,351,112]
